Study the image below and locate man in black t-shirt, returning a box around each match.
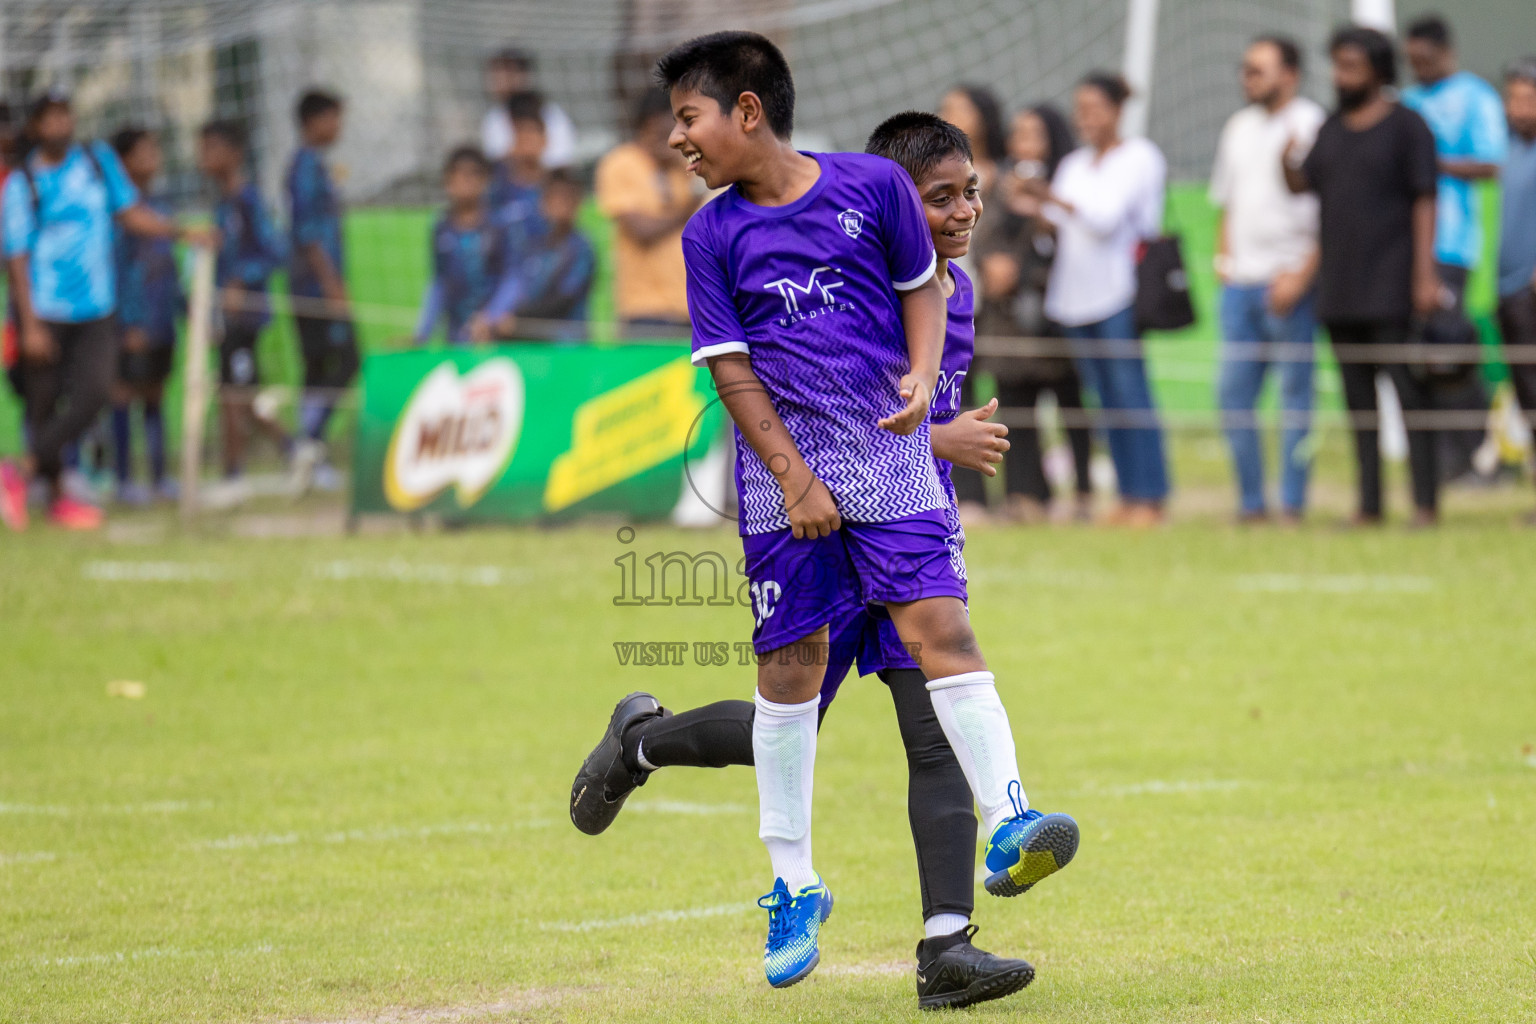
[1283,25,1442,526]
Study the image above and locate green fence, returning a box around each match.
[0,182,1507,460]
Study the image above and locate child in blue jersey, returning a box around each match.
[109,128,184,504]
[572,32,1079,990]
[286,89,358,487]
[199,120,291,479]
[414,147,519,345]
[487,92,548,261]
[572,112,1058,1009]
[505,170,595,342]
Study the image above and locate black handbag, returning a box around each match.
[1134,233,1196,333]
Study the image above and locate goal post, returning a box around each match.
[178,245,217,523]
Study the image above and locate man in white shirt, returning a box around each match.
[480,48,578,169]
[1209,35,1324,523]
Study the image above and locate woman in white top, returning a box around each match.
[1022,72,1171,525]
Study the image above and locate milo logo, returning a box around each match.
[383,358,525,511]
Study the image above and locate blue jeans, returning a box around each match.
[1064,304,1170,503]
[1216,284,1317,515]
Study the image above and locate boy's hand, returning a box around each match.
[780,467,841,540]
[179,225,218,249]
[931,398,1010,475]
[123,327,149,354]
[879,374,932,435]
[21,319,54,363]
[467,314,493,344]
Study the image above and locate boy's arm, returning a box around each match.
[709,353,840,539]
[881,273,944,434]
[878,163,942,434]
[684,231,837,538]
[415,280,443,344]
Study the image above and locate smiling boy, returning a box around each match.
[607,31,1078,989]
[573,110,1059,1009]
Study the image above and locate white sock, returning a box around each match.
[924,913,970,940]
[926,671,1026,835]
[752,691,819,892]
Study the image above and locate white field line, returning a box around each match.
[190,819,549,852]
[542,902,751,932]
[307,560,532,586]
[1233,573,1435,594]
[624,799,751,816]
[81,560,227,582]
[820,960,909,977]
[287,991,567,1024]
[0,800,212,815]
[23,942,277,969]
[0,851,58,866]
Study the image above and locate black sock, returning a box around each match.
[882,667,978,922]
[626,700,755,770]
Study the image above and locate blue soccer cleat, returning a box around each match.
[983,781,1080,897]
[758,875,833,988]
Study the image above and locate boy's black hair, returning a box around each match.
[1406,13,1452,48]
[296,88,342,126]
[506,90,546,129]
[1507,55,1536,87]
[489,47,534,72]
[444,144,491,175]
[1079,70,1132,107]
[27,87,70,123]
[653,30,795,140]
[631,87,675,133]
[545,167,581,191]
[200,118,248,152]
[1252,33,1303,72]
[110,126,152,159]
[1329,25,1397,86]
[947,84,1006,162]
[864,111,972,187]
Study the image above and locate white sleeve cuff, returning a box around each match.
[691,340,750,366]
[892,250,938,292]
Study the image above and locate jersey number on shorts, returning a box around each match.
[750,580,782,629]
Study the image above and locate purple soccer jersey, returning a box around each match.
[683,151,943,536]
[851,266,976,687]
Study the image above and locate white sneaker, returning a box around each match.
[289,440,324,497]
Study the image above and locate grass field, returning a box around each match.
[4,458,1536,1023]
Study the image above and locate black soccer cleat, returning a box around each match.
[569,692,668,835]
[915,925,1035,1011]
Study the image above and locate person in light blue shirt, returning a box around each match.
[0,91,203,532]
[1402,14,1508,481]
[1402,15,1507,283]
[1497,57,1536,522]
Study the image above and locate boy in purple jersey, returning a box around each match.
[573,30,1079,993]
[573,113,1052,1009]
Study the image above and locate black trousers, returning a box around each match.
[1327,319,1439,517]
[22,317,118,484]
[1499,286,1536,467]
[295,313,360,392]
[632,668,977,921]
[953,372,1093,506]
[1427,264,1489,481]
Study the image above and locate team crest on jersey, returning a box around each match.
[836,209,865,239]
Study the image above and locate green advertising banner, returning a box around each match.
[352,343,725,522]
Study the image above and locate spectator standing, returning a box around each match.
[199,119,290,480]
[505,170,595,343]
[1497,57,1536,521]
[109,127,184,505]
[414,147,518,346]
[0,91,202,532]
[1030,72,1171,527]
[594,90,700,337]
[1284,26,1441,526]
[489,92,549,253]
[1210,36,1324,524]
[954,103,1093,523]
[286,88,358,489]
[480,48,577,169]
[1403,15,1508,480]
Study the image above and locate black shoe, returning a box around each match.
[915,925,1034,1011]
[569,692,668,835]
